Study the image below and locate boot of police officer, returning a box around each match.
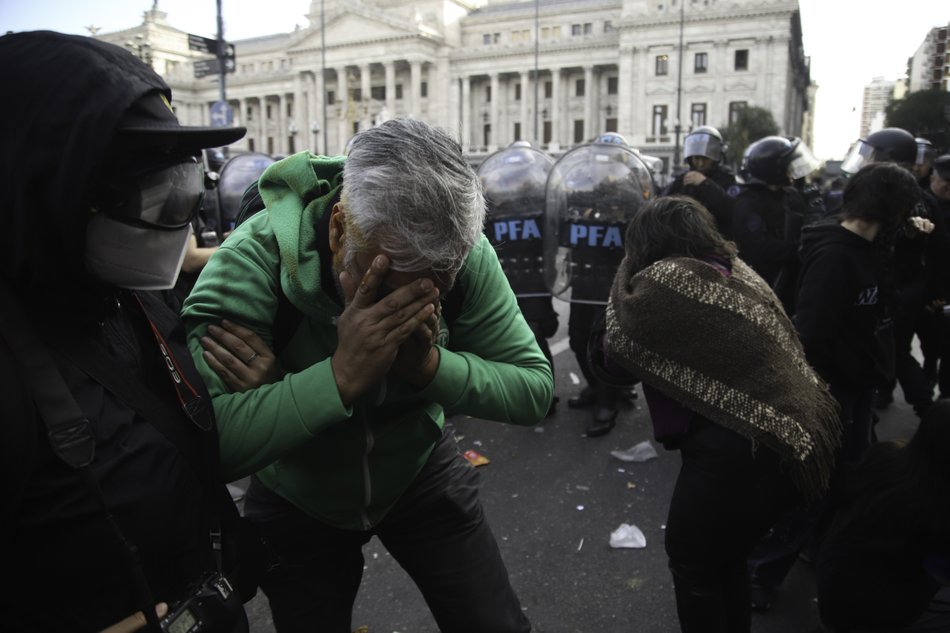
[663,126,739,238]
[843,128,936,418]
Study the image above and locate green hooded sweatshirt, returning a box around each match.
[183,152,553,529]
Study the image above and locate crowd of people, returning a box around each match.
[3,28,949,633]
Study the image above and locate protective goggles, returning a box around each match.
[98,157,205,230]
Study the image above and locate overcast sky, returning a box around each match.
[2,0,947,159]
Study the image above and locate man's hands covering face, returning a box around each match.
[332,254,441,405]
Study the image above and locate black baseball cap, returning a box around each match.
[116,90,246,154]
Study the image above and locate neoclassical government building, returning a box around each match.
[99,0,812,172]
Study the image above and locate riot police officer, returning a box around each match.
[544,132,656,436]
[479,141,560,416]
[662,125,739,237]
[912,137,937,189]
[732,135,819,312]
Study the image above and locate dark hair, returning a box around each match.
[623,196,737,274]
[840,162,921,229]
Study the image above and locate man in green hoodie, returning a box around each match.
[182,118,553,633]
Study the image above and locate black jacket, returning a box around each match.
[0,32,256,632]
[662,165,738,238]
[731,185,801,288]
[795,222,894,391]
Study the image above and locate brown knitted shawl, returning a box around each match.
[605,256,841,501]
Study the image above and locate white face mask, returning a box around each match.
[84,214,192,290]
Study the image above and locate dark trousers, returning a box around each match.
[747,385,871,591]
[665,418,795,633]
[243,432,530,633]
[893,307,933,411]
[567,302,617,407]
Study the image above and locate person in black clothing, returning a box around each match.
[747,162,930,610]
[0,31,264,632]
[843,128,937,417]
[662,126,739,237]
[912,137,937,189]
[817,400,950,633]
[731,136,820,313]
[797,161,928,460]
[920,155,950,396]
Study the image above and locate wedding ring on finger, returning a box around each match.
[244,352,259,364]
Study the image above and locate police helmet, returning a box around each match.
[741,136,820,186]
[841,127,916,175]
[594,132,629,146]
[683,126,724,163]
[916,137,936,167]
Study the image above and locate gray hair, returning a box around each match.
[340,118,486,276]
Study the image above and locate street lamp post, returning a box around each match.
[288,120,298,154]
[310,121,321,153]
[320,0,329,155]
[672,0,685,170]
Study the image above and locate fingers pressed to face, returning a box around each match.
[348,254,390,308]
[376,285,439,335]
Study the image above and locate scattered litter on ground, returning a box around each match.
[609,523,647,549]
[610,440,659,463]
[473,439,483,446]
[627,482,637,489]
[576,505,585,511]
[534,426,545,433]
[660,524,667,530]
[463,449,490,466]
[626,577,646,590]
[617,468,626,473]
[569,372,580,385]
[577,538,585,552]
[575,484,590,491]
[352,627,368,633]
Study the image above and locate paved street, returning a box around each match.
[241,299,922,633]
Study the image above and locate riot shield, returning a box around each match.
[544,139,656,304]
[216,152,276,233]
[477,142,555,298]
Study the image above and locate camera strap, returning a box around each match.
[0,281,163,632]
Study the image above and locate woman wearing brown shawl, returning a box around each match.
[601,196,840,633]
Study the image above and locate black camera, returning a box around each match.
[159,572,245,633]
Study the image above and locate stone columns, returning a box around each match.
[461,75,471,151]
[519,71,529,143]
[583,66,594,140]
[410,60,422,116]
[489,73,500,151]
[337,67,349,153]
[360,63,372,129]
[385,62,396,118]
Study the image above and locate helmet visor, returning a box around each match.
[683,134,722,162]
[916,144,935,167]
[788,143,821,181]
[100,158,205,229]
[841,140,876,176]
